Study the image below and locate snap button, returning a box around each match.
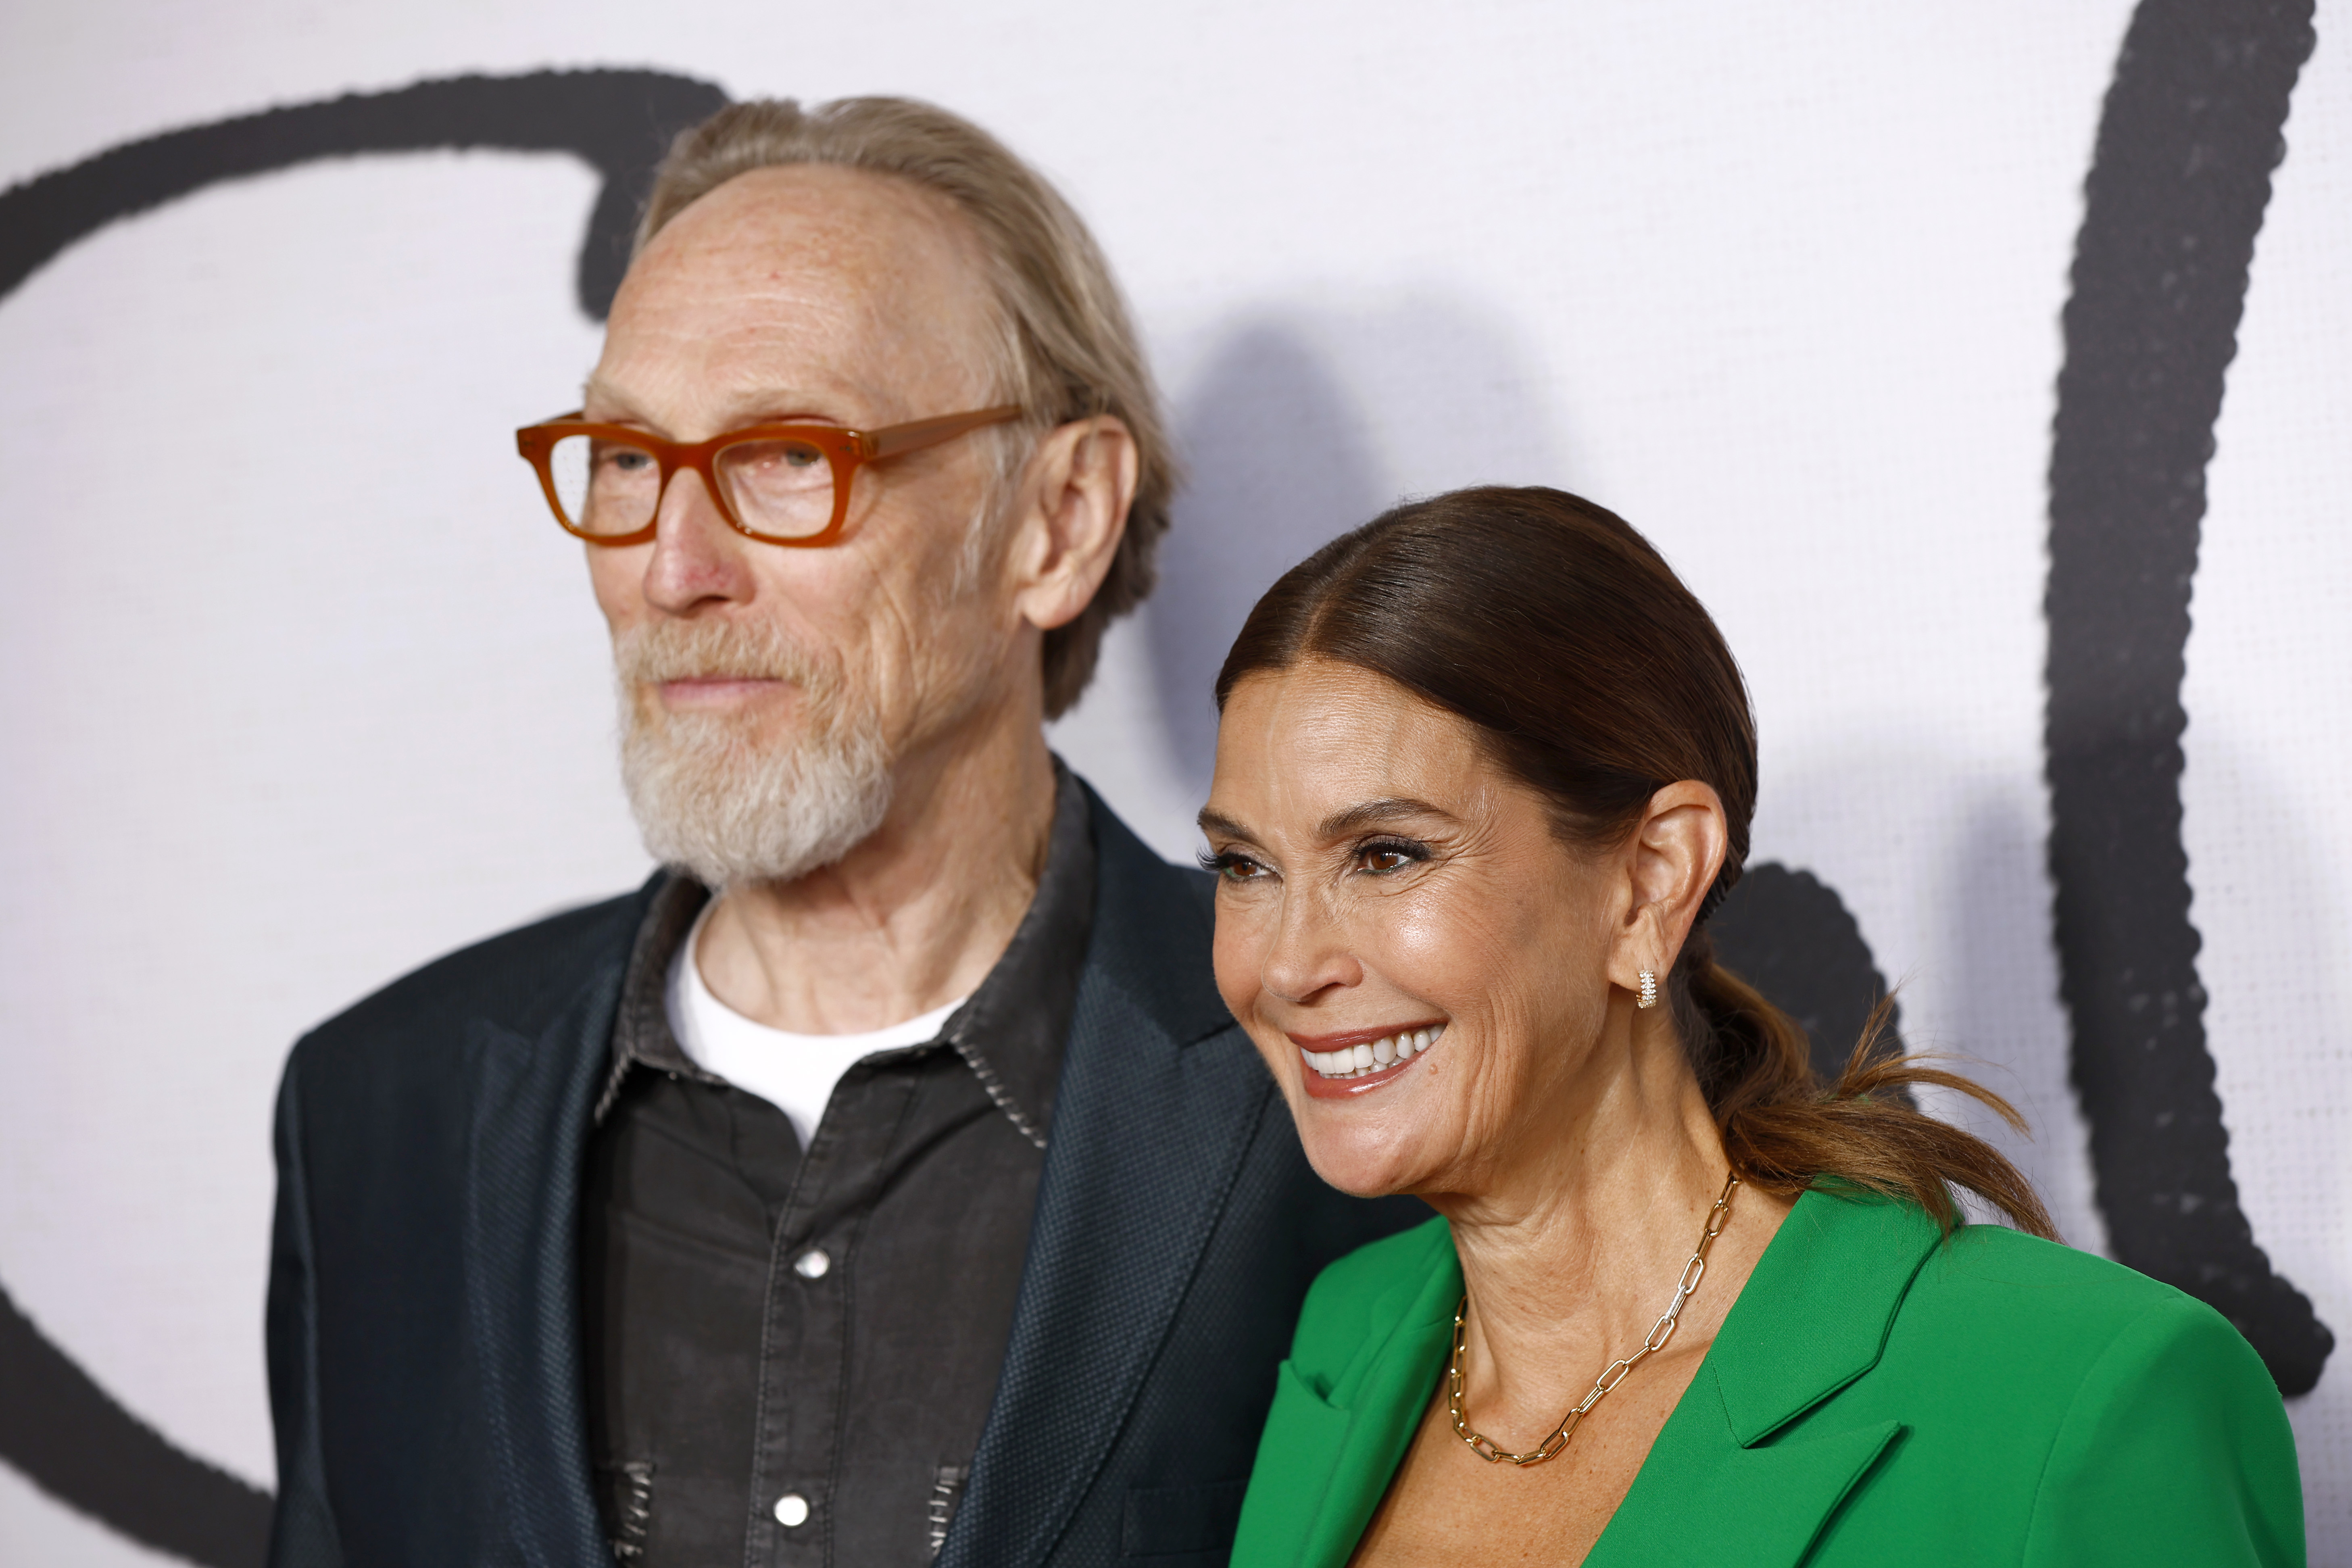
[774,1492,811,1528]
[794,1248,832,1280]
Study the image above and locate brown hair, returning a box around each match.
[636,96,1173,718]
[1216,486,2055,1238]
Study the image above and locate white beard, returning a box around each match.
[615,617,894,890]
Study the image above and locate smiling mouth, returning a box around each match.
[1295,1023,1447,1082]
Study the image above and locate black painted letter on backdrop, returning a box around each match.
[2047,0,2331,1394]
[0,68,728,1566]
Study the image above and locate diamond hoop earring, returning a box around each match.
[1637,970,1659,1009]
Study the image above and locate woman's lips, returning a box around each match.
[1291,1022,1448,1099]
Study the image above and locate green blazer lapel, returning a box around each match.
[1243,1225,1460,1568]
[1589,1191,1942,1568]
[1587,1370,1901,1568]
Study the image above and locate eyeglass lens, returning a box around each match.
[547,434,838,540]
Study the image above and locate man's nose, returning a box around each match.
[641,467,755,613]
[1259,888,1363,1006]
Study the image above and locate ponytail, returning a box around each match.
[1674,926,2056,1239]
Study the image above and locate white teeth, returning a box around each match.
[1302,1024,1450,1079]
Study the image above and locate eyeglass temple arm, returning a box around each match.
[864,405,1024,459]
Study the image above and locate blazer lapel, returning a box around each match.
[1587,1376,1901,1568]
[944,793,1272,1568]
[461,936,632,1568]
[1588,1191,1942,1568]
[1258,1239,1460,1568]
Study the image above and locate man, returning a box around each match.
[263,96,1419,1568]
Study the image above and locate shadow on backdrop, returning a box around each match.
[1149,321,1388,791]
[1148,298,1570,792]
[1950,792,2087,1232]
[1155,323,1909,1101]
[1712,865,1909,1097]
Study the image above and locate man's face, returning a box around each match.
[584,165,1019,884]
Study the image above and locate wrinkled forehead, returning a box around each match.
[1214,662,1494,815]
[594,163,1003,424]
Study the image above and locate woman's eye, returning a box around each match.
[1355,840,1428,875]
[1202,850,1269,883]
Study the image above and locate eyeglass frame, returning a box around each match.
[513,404,1025,548]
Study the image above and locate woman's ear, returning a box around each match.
[1607,780,1729,996]
[1005,415,1137,633]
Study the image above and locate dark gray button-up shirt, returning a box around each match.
[582,773,1096,1566]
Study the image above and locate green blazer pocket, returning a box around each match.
[1232,1359,1355,1567]
[1122,1478,1249,1561]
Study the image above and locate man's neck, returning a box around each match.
[691,712,1059,1036]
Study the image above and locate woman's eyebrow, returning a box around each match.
[1315,797,1448,839]
[1196,808,1253,842]
[1198,798,1451,844]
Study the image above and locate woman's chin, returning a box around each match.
[1296,1126,1439,1201]
[1284,1053,1460,1197]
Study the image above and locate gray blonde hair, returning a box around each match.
[636,96,1173,719]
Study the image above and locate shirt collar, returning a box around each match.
[596,760,1097,1148]
[936,763,1095,1148]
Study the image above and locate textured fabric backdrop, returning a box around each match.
[2,2,2344,1561]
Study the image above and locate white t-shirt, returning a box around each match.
[665,900,970,1148]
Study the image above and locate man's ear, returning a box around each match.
[1605,780,1729,995]
[1006,415,1137,632]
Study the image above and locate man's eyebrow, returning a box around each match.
[578,375,648,420]
[1315,798,1450,840]
[579,382,861,434]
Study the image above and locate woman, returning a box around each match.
[1203,488,2302,1567]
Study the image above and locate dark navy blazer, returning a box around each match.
[265,785,1423,1568]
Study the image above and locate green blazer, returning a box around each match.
[1232,1188,2304,1567]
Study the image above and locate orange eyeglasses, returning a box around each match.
[515,405,1023,548]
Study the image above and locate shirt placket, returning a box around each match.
[744,1056,927,1567]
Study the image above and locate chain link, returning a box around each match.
[1448,1170,1739,1466]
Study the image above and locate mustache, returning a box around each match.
[613,618,830,689]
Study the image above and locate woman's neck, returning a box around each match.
[1420,1010,1792,1453]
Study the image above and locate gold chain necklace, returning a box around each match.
[1449,1170,1739,1466]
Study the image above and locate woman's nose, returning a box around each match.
[1259,890,1363,1005]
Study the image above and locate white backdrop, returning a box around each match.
[2,2,2345,1560]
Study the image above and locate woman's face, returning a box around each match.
[1203,659,1635,1199]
